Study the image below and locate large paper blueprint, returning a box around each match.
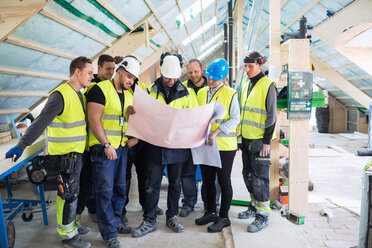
[126,85,215,149]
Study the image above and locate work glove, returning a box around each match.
[5,146,24,162]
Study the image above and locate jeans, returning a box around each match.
[143,160,183,223]
[91,145,128,240]
[180,159,197,209]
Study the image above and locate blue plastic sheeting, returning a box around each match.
[339,67,369,79]
[315,81,338,90]
[0,97,41,111]
[326,56,353,68]
[0,74,60,92]
[281,0,314,26]
[104,0,151,26]
[12,14,106,58]
[319,0,355,13]
[305,4,328,27]
[338,98,360,106]
[46,1,118,43]
[187,13,202,34]
[352,79,372,87]
[330,91,348,97]
[151,0,176,18]
[132,45,155,61]
[151,31,170,47]
[0,43,71,75]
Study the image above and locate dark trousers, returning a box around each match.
[241,139,271,203]
[55,153,83,239]
[180,159,197,209]
[143,160,184,224]
[122,143,147,216]
[200,150,236,218]
[91,145,128,241]
[76,151,96,215]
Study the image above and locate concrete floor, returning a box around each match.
[1,132,369,248]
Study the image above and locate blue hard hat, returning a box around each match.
[205,58,229,81]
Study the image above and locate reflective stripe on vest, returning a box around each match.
[197,85,238,151]
[239,77,273,140]
[47,83,87,155]
[88,80,132,149]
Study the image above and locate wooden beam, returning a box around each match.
[5,36,76,60]
[176,0,197,57]
[311,54,372,109]
[144,0,185,53]
[0,0,52,42]
[96,0,134,30]
[269,0,281,203]
[0,91,49,97]
[140,40,172,73]
[147,18,159,32]
[0,66,68,80]
[288,39,310,216]
[90,12,154,62]
[0,109,30,115]
[40,9,112,47]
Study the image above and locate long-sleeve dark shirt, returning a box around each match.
[249,72,277,144]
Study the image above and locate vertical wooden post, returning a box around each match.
[288,39,310,216]
[269,0,281,202]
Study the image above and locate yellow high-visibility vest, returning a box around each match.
[197,85,237,151]
[88,80,132,149]
[239,76,275,140]
[48,83,87,155]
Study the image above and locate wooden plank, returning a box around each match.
[288,39,310,216]
[176,0,197,57]
[269,0,281,202]
[5,36,77,60]
[0,109,30,115]
[40,9,112,47]
[0,136,47,175]
[328,95,347,133]
[0,66,68,80]
[0,91,49,97]
[0,0,52,42]
[139,41,172,73]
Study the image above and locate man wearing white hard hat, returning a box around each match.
[86,56,140,248]
[131,52,198,238]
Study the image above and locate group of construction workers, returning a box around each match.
[5,49,276,248]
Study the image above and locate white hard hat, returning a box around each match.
[118,56,140,78]
[160,55,181,79]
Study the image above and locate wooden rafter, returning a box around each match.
[0,0,52,42]
[214,0,219,37]
[96,0,134,30]
[0,67,68,80]
[5,36,77,60]
[347,75,372,81]
[140,40,172,73]
[176,0,197,57]
[200,0,206,43]
[0,91,49,97]
[144,0,185,53]
[40,9,112,47]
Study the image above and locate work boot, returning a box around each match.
[207,217,231,233]
[132,221,157,238]
[117,222,132,234]
[105,237,121,248]
[62,234,91,248]
[156,207,164,215]
[88,212,97,223]
[179,206,194,217]
[195,212,218,226]
[247,214,268,233]
[238,204,256,219]
[78,225,90,236]
[166,215,184,233]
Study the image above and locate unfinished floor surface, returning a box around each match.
[0,132,368,248]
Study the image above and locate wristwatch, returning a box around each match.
[104,142,111,148]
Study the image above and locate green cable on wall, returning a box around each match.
[53,0,122,39]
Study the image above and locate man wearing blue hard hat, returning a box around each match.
[194,58,240,233]
[237,51,277,233]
